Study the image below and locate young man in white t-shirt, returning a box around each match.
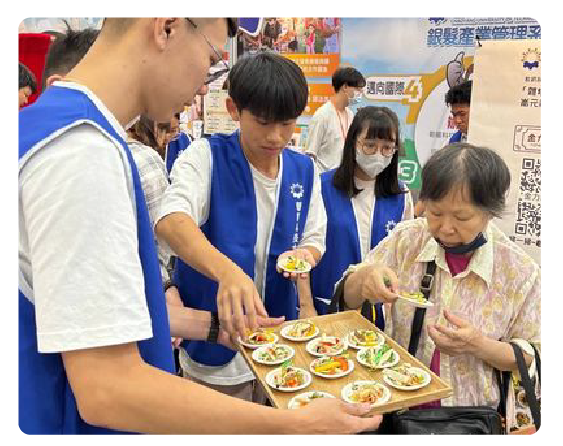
[19,18,382,434]
[155,52,328,400]
[305,67,366,172]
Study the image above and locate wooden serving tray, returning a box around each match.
[239,310,453,414]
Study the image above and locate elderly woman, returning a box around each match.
[338,143,540,408]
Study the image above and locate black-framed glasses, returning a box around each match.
[185,18,230,85]
[357,138,397,157]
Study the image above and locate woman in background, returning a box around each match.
[304,106,414,327]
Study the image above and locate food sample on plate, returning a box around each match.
[357,344,398,368]
[307,333,346,356]
[383,363,430,389]
[268,361,310,391]
[310,355,352,377]
[399,291,426,304]
[348,329,384,348]
[253,344,294,364]
[279,255,310,272]
[342,381,390,406]
[283,320,317,339]
[288,391,335,409]
[240,331,277,347]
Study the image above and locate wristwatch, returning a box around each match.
[207,311,220,344]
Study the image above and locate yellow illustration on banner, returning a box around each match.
[361,55,473,124]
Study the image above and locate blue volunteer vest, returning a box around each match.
[175,131,314,366]
[310,169,406,329]
[449,130,463,143]
[18,85,175,434]
[165,131,192,175]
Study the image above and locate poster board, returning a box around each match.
[203,90,238,135]
[469,39,541,264]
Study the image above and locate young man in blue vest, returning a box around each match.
[19,17,381,434]
[155,52,328,400]
[446,80,472,143]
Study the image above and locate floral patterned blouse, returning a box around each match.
[341,218,540,407]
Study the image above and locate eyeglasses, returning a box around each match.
[185,18,230,85]
[357,138,397,157]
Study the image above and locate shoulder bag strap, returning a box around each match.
[328,274,348,314]
[511,342,541,431]
[533,344,541,386]
[407,261,436,356]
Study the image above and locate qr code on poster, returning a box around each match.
[519,158,540,194]
[514,158,541,240]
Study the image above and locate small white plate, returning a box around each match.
[280,322,319,342]
[288,391,335,409]
[252,344,295,365]
[356,346,400,369]
[347,329,385,350]
[265,366,312,392]
[341,381,391,407]
[238,332,278,349]
[396,292,434,308]
[305,336,347,357]
[383,367,431,391]
[309,357,354,379]
[277,256,312,274]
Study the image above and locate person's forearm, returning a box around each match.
[85,358,310,434]
[297,277,316,315]
[342,265,370,310]
[156,212,237,282]
[168,305,210,340]
[471,336,533,372]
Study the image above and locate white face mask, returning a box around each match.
[356,150,392,178]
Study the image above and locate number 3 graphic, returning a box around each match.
[398,160,418,184]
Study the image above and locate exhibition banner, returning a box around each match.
[469,39,541,263]
[339,17,541,191]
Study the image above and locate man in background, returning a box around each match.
[305,67,365,172]
[446,80,472,143]
[18,62,37,107]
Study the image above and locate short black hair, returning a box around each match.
[228,51,308,122]
[419,143,510,218]
[42,21,99,91]
[225,18,238,38]
[19,62,37,94]
[333,106,406,199]
[445,80,472,106]
[332,67,366,93]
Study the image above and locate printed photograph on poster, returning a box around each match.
[237,18,341,78]
[238,18,340,56]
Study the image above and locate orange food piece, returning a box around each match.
[335,357,348,371]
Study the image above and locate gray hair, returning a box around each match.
[419,143,511,218]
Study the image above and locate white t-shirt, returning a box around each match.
[352,177,415,259]
[157,138,327,385]
[305,101,354,173]
[19,81,152,354]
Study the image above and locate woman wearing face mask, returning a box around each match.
[335,143,540,421]
[306,106,414,327]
